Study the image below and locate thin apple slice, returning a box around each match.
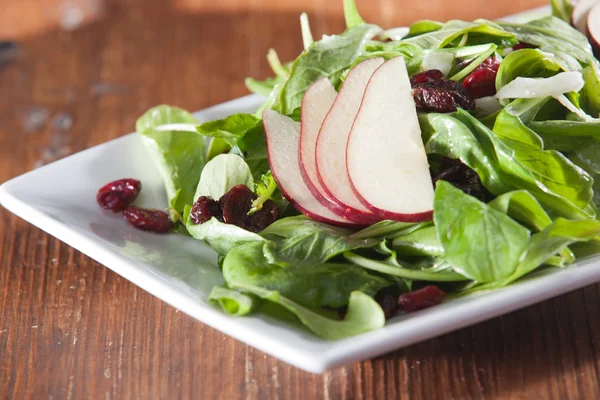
[299,78,348,216]
[572,0,599,34]
[315,57,384,225]
[588,3,600,58]
[262,109,358,228]
[347,56,434,222]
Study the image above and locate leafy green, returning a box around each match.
[471,218,600,291]
[209,285,258,316]
[581,64,600,117]
[344,252,467,282]
[406,20,443,37]
[187,218,266,255]
[231,282,385,340]
[495,49,568,93]
[223,241,389,309]
[497,17,595,65]
[434,181,531,283]
[391,225,444,257]
[349,220,419,240]
[550,0,575,22]
[196,113,260,147]
[260,216,379,266]
[193,154,254,201]
[343,0,365,29]
[279,23,381,114]
[245,76,283,97]
[249,171,282,215]
[136,105,207,213]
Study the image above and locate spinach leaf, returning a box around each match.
[406,20,443,38]
[343,0,365,29]
[223,241,390,309]
[528,120,600,151]
[581,64,600,117]
[493,101,594,212]
[193,154,254,201]
[497,17,595,65]
[550,0,574,22]
[187,218,266,255]
[209,285,258,316]
[136,105,207,213]
[196,113,260,147]
[245,76,283,97]
[570,143,600,208]
[260,216,380,266]
[231,122,270,180]
[279,23,381,115]
[230,282,385,340]
[349,220,420,240]
[344,252,466,282]
[391,225,444,257]
[403,20,516,50]
[420,112,511,195]
[434,181,531,283]
[470,218,600,292]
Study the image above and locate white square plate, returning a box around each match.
[3,7,599,373]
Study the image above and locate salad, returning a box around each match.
[99,0,600,340]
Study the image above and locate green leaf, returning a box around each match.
[231,282,385,340]
[249,171,282,215]
[406,20,443,38]
[223,241,390,309]
[434,181,531,283]
[349,220,420,240]
[193,154,254,201]
[136,105,207,213]
[391,225,444,257]
[493,100,594,213]
[260,216,380,266]
[497,17,596,65]
[550,0,574,22]
[528,120,600,151]
[343,0,365,29]
[209,285,258,316]
[344,252,467,282]
[472,218,600,291]
[186,218,266,255]
[196,113,260,147]
[420,112,511,195]
[279,23,381,115]
[581,64,600,117]
[245,76,283,97]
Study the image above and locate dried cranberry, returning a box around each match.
[190,196,222,224]
[432,158,492,202]
[220,185,257,230]
[512,42,537,51]
[397,285,446,313]
[462,57,500,99]
[249,200,280,232]
[412,84,475,112]
[123,206,173,233]
[96,178,141,212]
[375,291,398,319]
[410,69,445,86]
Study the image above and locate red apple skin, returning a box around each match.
[298,80,359,220]
[587,3,600,58]
[262,110,362,229]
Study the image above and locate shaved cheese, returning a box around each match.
[495,71,584,99]
[421,51,455,77]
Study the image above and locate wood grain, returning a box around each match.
[2,0,600,399]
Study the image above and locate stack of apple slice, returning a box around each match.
[263,56,434,227]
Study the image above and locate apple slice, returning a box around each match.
[588,3,600,58]
[572,0,599,34]
[262,109,358,228]
[347,56,434,222]
[299,78,349,216]
[315,57,384,225]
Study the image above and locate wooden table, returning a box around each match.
[2,0,600,398]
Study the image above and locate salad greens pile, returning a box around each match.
[135,0,600,339]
